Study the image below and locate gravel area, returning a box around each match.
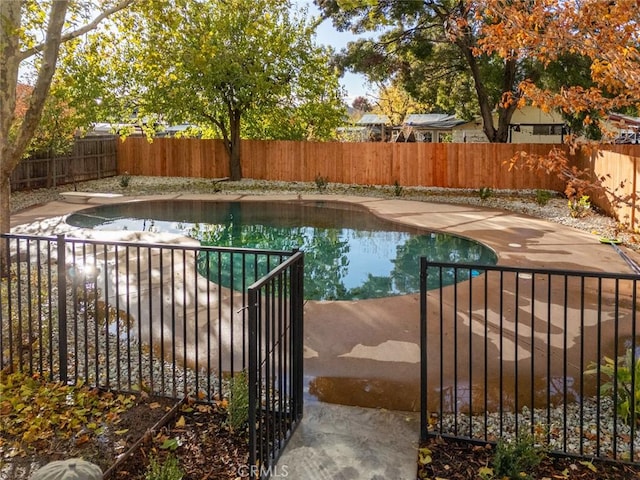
[435,397,640,461]
[10,174,639,251]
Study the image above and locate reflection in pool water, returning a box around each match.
[66,200,497,300]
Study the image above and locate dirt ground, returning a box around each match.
[112,398,249,479]
[418,436,640,479]
[1,393,249,480]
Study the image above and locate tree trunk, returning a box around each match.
[493,58,519,143]
[0,0,70,236]
[229,108,242,181]
[0,0,132,237]
[457,36,518,143]
[0,172,9,237]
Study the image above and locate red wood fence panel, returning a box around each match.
[117,138,640,229]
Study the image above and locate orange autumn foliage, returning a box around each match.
[477,0,640,132]
[15,84,32,119]
[475,0,640,212]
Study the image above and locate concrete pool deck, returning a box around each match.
[11,193,640,410]
[10,193,640,479]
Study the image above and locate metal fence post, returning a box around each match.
[247,286,258,480]
[293,252,304,420]
[419,256,427,442]
[56,234,68,383]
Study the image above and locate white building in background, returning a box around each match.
[338,106,574,143]
[606,113,640,143]
[452,106,566,144]
[507,106,566,143]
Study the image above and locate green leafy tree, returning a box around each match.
[242,40,346,141]
[78,0,345,179]
[0,0,134,238]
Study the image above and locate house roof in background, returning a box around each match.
[357,114,391,125]
[403,114,465,129]
[608,113,640,129]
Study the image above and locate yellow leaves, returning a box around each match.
[418,447,432,465]
[0,370,135,457]
[175,415,187,428]
[478,466,494,477]
[579,460,598,472]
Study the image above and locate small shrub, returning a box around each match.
[535,189,553,206]
[227,370,249,431]
[119,171,131,188]
[393,180,403,197]
[568,194,591,218]
[144,454,184,480]
[478,186,493,200]
[491,434,545,480]
[585,347,640,425]
[315,174,329,192]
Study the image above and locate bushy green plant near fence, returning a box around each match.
[586,348,640,425]
[535,189,553,206]
[478,186,493,200]
[479,434,545,480]
[393,180,403,197]
[314,174,329,192]
[144,454,184,480]
[227,370,249,431]
[119,171,131,188]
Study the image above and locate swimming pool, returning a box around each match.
[66,199,497,300]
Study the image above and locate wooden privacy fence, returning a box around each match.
[117,138,568,191]
[575,145,640,229]
[117,138,640,229]
[11,135,117,191]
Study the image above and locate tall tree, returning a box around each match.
[317,0,526,142]
[0,0,134,236]
[81,0,345,180]
[477,0,640,199]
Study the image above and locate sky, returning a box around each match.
[294,0,373,105]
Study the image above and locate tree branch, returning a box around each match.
[10,1,69,170]
[19,0,136,61]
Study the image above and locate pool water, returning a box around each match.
[66,200,497,300]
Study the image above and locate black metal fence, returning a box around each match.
[0,233,304,478]
[420,258,640,463]
[10,136,117,191]
[248,251,304,478]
